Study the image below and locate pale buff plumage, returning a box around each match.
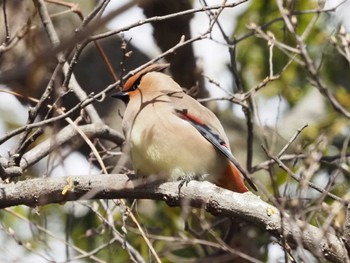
[115,64,249,193]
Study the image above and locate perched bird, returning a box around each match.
[113,64,256,193]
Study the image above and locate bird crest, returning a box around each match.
[123,64,170,92]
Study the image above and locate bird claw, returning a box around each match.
[178,177,191,195]
[177,174,207,195]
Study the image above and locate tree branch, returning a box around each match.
[19,122,123,170]
[0,175,348,263]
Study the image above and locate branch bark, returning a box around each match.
[19,122,123,170]
[0,174,348,263]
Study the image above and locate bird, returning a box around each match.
[112,64,256,193]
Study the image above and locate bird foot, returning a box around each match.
[177,174,207,195]
[178,177,191,195]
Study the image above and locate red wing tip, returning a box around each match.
[175,109,206,126]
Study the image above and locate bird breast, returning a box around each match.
[124,102,227,181]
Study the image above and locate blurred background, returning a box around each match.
[0,0,350,262]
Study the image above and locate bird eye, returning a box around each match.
[132,79,140,90]
[127,77,141,92]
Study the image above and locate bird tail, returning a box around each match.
[217,163,249,193]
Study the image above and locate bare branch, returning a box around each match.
[261,145,347,205]
[0,175,348,263]
[19,122,123,170]
[2,0,10,42]
[277,124,308,157]
[275,0,350,120]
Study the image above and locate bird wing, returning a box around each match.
[174,109,236,162]
[175,108,257,192]
[169,92,229,143]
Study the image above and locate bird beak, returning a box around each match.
[112,91,130,104]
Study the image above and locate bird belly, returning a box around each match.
[128,116,227,182]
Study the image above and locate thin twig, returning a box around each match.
[234,1,346,44]
[11,63,63,165]
[4,208,105,263]
[75,201,146,263]
[276,0,350,120]
[261,145,347,205]
[89,1,248,42]
[277,124,308,157]
[2,0,10,42]
[35,0,102,123]
[127,209,162,263]
[19,122,123,170]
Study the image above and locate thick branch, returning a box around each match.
[0,175,347,263]
[19,122,124,170]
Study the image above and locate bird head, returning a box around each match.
[112,64,170,104]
